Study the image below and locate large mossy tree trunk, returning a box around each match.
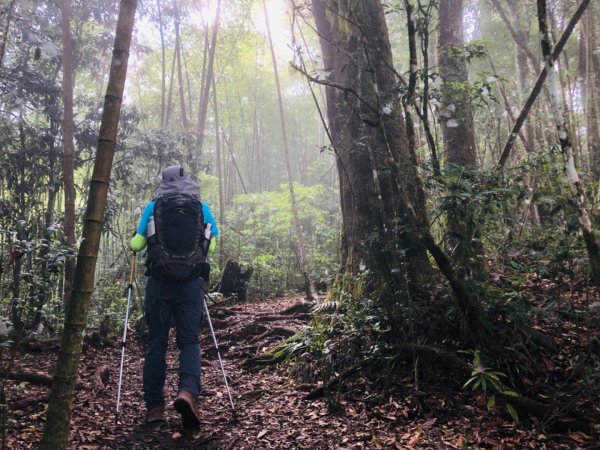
[39,1,137,448]
[312,0,432,300]
[437,0,486,280]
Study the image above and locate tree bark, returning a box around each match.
[39,1,137,447]
[0,0,16,69]
[536,0,600,291]
[437,0,485,280]
[311,0,431,298]
[59,0,77,309]
[263,0,317,301]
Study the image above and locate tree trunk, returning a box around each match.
[579,5,600,181]
[536,0,600,291]
[156,0,166,127]
[212,78,225,269]
[35,119,61,332]
[164,31,177,128]
[0,0,16,69]
[196,0,221,162]
[174,10,188,130]
[263,0,316,301]
[312,0,431,299]
[417,0,440,176]
[11,119,28,336]
[437,0,485,280]
[59,0,76,309]
[39,1,137,447]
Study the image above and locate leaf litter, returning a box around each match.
[3,287,600,449]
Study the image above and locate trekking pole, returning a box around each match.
[116,251,136,417]
[203,295,235,413]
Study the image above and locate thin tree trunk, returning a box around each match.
[403,0,419,166]
[263,0,316,301]
[39,1,137,447]
[35,120,60,331]
[197,26,209,130]
[416,0,439,175]
[11,117,28,336]
[536,0,600,291]
[165,33,177,128]
[183,49,193,120]
[59,0,76,309]
[174,10,188,129]
[222,85,249,194]
[156,0,166,127]
[0,0,16,69]
[196,0,221,161]
[580,5,600,181]
[251,97,262,191]
[212,78,225,269]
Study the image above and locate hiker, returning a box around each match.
[130,164,219,427]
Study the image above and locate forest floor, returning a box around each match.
[4,284,600,449]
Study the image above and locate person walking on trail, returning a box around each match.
[130,164,219,427]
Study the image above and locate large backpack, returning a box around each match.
[145,193,210,282]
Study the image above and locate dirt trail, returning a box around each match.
[7,296,339,449]
[5,294,595,449]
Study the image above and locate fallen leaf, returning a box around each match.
[569,431,591,443]
[257,429,268,439]
[408,432,421,447]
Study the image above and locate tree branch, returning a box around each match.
[496,0,592,169]
[290,62,380,115]
[489,0,537,67]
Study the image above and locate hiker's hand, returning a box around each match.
[130,233,147,252]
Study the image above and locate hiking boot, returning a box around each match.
[173,390,201,428]
[146,404,165,423]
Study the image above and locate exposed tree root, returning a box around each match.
[0,371,85,389]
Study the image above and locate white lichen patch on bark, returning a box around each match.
[565,153,580,184]
[546,61,565,127]
[579,209,593,232]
